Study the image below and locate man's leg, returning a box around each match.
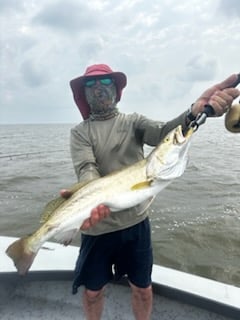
[83,287,105,320]
[130,282,152,320]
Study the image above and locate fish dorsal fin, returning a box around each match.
[40,197,65,224]
[68,179,94,193]
[40,179,94,224]
[131,180,151,190]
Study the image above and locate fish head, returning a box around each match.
[146,125,193,182]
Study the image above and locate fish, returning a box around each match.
[6,125,193,275]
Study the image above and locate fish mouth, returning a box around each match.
[173,125,192,145]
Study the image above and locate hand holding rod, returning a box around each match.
[191,73,240,130]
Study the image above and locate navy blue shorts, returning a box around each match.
[72,218,153,293]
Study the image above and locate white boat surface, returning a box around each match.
[0,236,239,319]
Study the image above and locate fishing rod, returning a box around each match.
[0,150,66,160]
[185,73,240,135]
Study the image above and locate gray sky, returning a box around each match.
[1,0,240,124]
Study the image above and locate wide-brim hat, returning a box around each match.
[70,64,127,120]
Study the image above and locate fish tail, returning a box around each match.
[6,237,37,275]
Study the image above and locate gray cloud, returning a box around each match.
[7,34,36,57]
[218,0,240,16]
[21,60,50,87]
[1,0,240,123]
[0,0,24,12]
[76,36,105,62]
[178,54,218,83]
[32,0,100,33]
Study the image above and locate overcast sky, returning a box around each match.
[1,0,240,124]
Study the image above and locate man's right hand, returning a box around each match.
[60,189,110,230]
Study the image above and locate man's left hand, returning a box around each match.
[191,74,240,117]
[80,204,111,230]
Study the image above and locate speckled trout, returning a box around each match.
[6,125,193,275]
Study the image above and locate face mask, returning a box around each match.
[84,80,118,120]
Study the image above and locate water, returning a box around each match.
[0,121,240,287]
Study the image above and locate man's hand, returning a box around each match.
[60,189,110,230]
[192,74,240,117]
[80,204,110,230]
[60,189,73,199]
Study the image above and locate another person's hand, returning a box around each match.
[225,104,240,133]
[60,189,110,230]
[191,74,240,117]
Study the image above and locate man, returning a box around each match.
[63,64,239,320]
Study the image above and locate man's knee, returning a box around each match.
[130,283,152,301]
[84,287,105,303]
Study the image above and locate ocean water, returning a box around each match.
[0,120,240,287]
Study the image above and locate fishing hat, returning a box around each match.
[70,64,127,119]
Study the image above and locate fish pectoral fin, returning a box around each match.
[131,180,152,190]
[53,228,79,246]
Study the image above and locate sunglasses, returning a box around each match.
[84,77,113,88]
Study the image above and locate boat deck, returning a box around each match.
[1,236,239,319]
[0,277,233,320]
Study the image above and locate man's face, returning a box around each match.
[84,77,117,113]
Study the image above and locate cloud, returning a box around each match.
[0,0,24,12]
[21,60,50,87]
[1,0,240,123]
[178,54,218,82]
[218,0,240,16]
[32,0,101,33]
